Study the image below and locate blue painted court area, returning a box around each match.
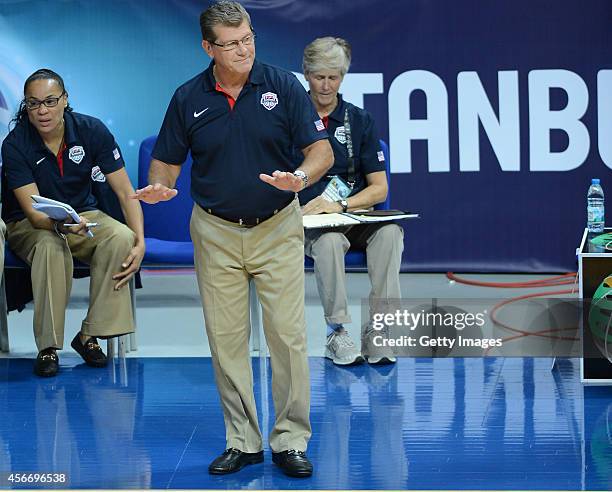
[0,356,610,490]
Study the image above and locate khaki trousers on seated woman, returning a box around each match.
[6,210,135,351]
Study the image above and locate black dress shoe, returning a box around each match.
[272,450,313,477]
[34,348,59,377]
[71,334,108,367]
[208,448,263,475]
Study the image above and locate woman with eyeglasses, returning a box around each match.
[0,68,145,377]
[298,37,405,366]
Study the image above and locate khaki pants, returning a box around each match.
[190,198,311,453]
[304,223,404,326]
[7,210,136,351]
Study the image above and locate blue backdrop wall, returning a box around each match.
[1,0,610,272]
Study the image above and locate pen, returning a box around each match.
[63,222,98,228]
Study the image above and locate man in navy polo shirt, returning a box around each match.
[132,0,332,479]
[1,69,144,378]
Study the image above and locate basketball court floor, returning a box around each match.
[0,272,611,490]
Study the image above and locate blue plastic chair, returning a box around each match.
[304,139,392,271]
[137,136,194,266]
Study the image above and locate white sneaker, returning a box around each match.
[367,354,397,365]
[325,330,365,366]
[362,326,397,365]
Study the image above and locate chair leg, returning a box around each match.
[106,276,136,360]
[106,337,115,359]
[128,278,137,352]
[118,335,127,359]
[248,278,265,356]
[0,273,9,353]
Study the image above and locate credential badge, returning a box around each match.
[260,92,278,111]
[69,146,85,164]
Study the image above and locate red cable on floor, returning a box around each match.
[446,272,577,288]
[489,289,579,341]
[445,273,580,350]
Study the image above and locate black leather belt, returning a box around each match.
[205,207,281,227]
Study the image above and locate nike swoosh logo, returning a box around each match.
[36,157,45,165]
[194,108,209,118]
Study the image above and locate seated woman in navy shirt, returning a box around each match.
[298,38,405,366]
[1,69,144,377]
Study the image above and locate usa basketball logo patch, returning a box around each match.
[68,146,85,164]
[260,92,278,110]
[91,166,106,183]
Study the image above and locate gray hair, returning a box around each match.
[200,1,252,42]
[302,37,351,76]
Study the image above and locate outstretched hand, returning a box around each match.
[259,171,303,193]
[129,183,178,204]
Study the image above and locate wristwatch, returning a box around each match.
[338,199,348,213]
[293,170,309,190]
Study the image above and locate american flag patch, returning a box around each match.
[314,119,325,132]
[113,148,120,160]
[377,150,385,162]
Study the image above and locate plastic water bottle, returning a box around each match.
[587,178,605,233]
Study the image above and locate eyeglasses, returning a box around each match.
[210,32,256,52]
[25,93,65,110]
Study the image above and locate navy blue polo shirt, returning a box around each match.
[298,94,385,205]
[152,59,328,218]
[1,111,125,223]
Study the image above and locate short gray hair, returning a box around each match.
[200,1,252,42]
[302,37,351,76]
